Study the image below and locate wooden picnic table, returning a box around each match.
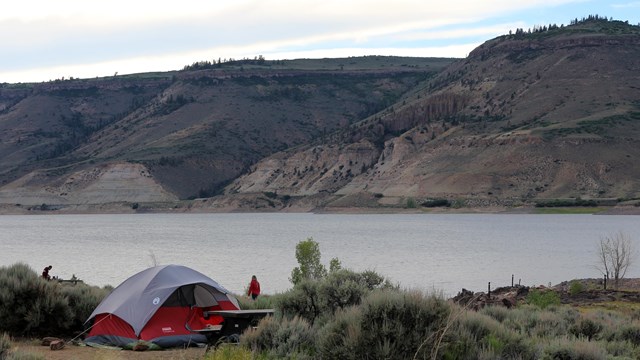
[201,309,275,349]
[57,278,83,285]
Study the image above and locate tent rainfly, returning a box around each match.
[84,264,240,348]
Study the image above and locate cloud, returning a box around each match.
[612,1,640,7]
[264,44,479,60]
[1,0,587,82]
[393,22,527,42]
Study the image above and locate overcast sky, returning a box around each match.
[1,0,639,83]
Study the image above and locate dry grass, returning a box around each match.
[10,339,206,360]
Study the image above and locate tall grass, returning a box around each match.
[0,333,45,360]
[1,332,12,359]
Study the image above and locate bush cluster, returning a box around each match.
[525,288,561,309]
[318,290,451,359]
[278,269,394,324]
[6,256,640,359]
[239,268,455,359]
[234,278,640,359]
[0,263,110,338]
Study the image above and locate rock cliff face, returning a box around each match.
[2,19,640,212]
[0,57,443,207]
[0,163,177,206]
[224,19,640,209]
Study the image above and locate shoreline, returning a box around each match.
[1,202,639,216]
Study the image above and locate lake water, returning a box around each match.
[1,213,639,297]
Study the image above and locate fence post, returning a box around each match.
[604,274,607,290]
[488,282,491,299]
[512,274,514,287]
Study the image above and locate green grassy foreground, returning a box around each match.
[3,261,640,359]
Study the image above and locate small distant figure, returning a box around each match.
[42,265,52,280]
[247,275,261,300]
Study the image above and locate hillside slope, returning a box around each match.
[2,18,639,213]
[0,57,450,207]
[224,18,640,210]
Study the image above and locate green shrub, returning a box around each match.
[315,306,362,360]
[58,283,110,331]
[570,318,603,341]
[526,289,561,309]
[241,315,315,359]
[0,263,72,336]
[457,310,537,359]
[276,269,391,325]
[319,274,367,313]
[485,333,504,353]
[531,310,570,338]
[480,305,510,323]
[438,325,479,360]
[459,310,503,340]
[319,270,380,312]
[290,238,327,285]
[462,310,536,359]
[318,290,451,359]
[542,338,607,360]
[617,323,640,345]
[359,269,395,290]
[604,340,640,358]
[569,280,584,295]
[276,280,322,324]
[499,306,532,334]
[555,306,581,328]
[497,333,535,360]
[0,263,109,337]
[237,293,277,310]
[446,308,542,360]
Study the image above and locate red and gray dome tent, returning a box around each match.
[84,265,240,348]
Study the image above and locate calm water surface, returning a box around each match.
[1,213,639,297]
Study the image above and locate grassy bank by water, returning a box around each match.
[534,207,605,214]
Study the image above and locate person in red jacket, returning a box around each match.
[247,275,260,300]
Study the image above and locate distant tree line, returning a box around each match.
[182,55,271,71]
[508,14,639,39]
[570,14,613,26]
[45,113,101,158]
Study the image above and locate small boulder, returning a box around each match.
[41,337,62,346]
[49,340,65,350]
